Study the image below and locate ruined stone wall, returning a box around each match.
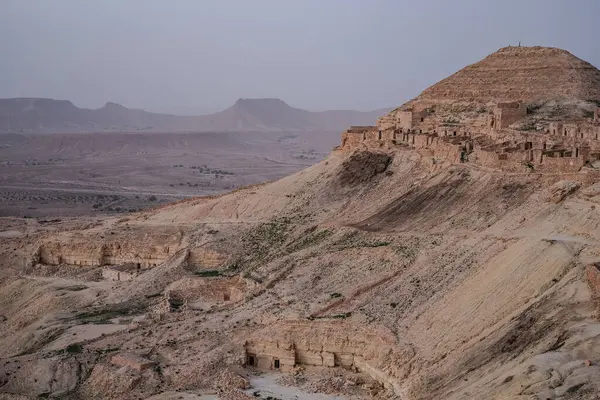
[101,267,138,282]
[341,130,366,150]
[340,129,402,152]
[245,341,296,372]
[38,241,104,267]
[547,123,600,143]
[101,268,123,281]
[470,149,526,172]
[165,275,249,304]
[396,111,414,130]
[537,155,585,173]
[376,114,396,131]
[430,139,463,163]
[244,320,410,395]
[391,109,429,131]
[338,116,599,176]
[187,247,229,269]
[470,147,586,173]
[37,238,175,268]
[549,122,563,136]
[493,102,526,129]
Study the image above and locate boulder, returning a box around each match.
[541,180,580,203]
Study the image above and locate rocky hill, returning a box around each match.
[415,46,600,104]
[2,46,600,400]
[0,97,390,133]
[3,148,600,399]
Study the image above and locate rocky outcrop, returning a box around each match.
[37,240,172,268]
[244,320,414,396]
[541,180,580,203]
[165,275,250,306]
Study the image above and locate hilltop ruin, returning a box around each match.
[339,46,600,176]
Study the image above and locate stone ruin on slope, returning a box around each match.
[337,46,600,178]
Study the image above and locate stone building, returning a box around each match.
[491,102,527,129]
[102,264,141,281]
[243,320,403,395]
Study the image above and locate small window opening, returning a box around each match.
[273,359,280,369]
[420,117,424,122]
[378,130,382,140]
[247,355,256,366]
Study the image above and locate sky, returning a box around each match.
[1,0,599,115]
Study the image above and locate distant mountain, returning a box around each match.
[0,97,391,133]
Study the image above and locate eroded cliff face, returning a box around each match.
[37,240,172,268]
[245,320,413,395]
[33,225,230,272]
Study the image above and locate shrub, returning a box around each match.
[331,312,352,319]
[194,270,222,277]
[65,343,83,354]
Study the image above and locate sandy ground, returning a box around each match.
[245,375,347,400]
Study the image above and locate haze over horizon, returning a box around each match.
[1,0,599,115]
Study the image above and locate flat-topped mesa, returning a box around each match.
[337,46,600,176]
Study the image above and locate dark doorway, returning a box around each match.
[273,359,280,369]
[247,355,256,366]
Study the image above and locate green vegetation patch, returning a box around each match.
[240,217,293,262]
[194,270,222,277]
[65,343,83,354]
[75,301,147,325]
[334,231,391,250]
[286,227,333,253]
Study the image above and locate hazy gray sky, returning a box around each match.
[1,0,599,114]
